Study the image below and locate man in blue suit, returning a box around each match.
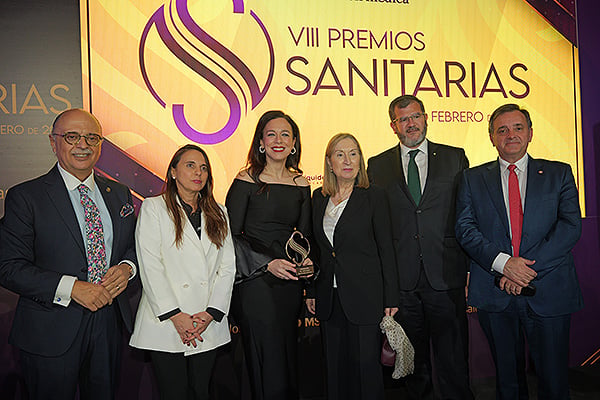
[456,103,583,399]
[0,109,137,400]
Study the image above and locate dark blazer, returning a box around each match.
[455,157,583,316]
[367,141,469,291]
[311,186,399,325]
[0,164,137,357]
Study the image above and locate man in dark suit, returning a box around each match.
[455,103,582,400]
[367,95,473,400]
[0,109,138,400]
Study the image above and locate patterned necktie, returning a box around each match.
[78,184,107,283]
[508,165,523,257]
[407,149,422,204]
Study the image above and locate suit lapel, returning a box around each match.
[390,145,414,205]
[390,145,404,182]
[521,157,542,253]
[333,188,364,246]
[484,160,510,234]
[313,191,334,251]
[183,215,210,255]
[177,198,210,258]
[421,141,440,202]
[44,165,86,256]
[96,175,121,264]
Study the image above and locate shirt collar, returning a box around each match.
[177,193,201,215]
[57,163,96,192]
[498,153,529,173]
[400,138,428,158]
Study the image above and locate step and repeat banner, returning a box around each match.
[0,0,589,398]
[79,0,583,206]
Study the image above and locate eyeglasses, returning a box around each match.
[393,113,425,124]
[52,132,104,147]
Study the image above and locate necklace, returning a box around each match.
[332,186,353,205]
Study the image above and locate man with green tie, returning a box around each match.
[367,95,473,400]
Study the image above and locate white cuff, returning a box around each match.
[54,275,77,307]
[119,260,137,280]
[492,253,511,274]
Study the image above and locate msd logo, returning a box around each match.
[139,0,275,144]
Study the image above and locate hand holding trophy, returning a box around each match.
[285,230,314,279]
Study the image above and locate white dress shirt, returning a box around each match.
[323,197,349,288]
[491,154,529,274]
[400,139,428,193]
[54,164,135,306]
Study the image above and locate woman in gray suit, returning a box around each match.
[130,144,235,400]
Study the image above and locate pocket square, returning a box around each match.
[120,203,134,218]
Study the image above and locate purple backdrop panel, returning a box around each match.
[525,0,576,44]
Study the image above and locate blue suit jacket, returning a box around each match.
[455,157,583,316]
[0,164,137,356]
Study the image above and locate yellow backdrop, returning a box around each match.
[80,0,583,209]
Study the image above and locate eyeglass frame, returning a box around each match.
[392,112,426,125]
[51,131,104,147]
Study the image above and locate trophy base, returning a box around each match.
[295,265,314,279]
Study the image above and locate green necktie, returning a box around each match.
[407,149,421,204]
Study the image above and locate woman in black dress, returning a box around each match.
[307,133,399,400]
[225,110,312,400]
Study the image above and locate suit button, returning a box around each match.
[414,234,419,239]
[183,284,189,288]
[415,209,422,214]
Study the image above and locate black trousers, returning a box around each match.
[20,304,122,400]
[320,289,384,400]
[397,269,473,400]
[478,296,571,400]
[150,348,218,400]
[231,273,303,400]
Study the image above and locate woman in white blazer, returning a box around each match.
[130,144,235,400]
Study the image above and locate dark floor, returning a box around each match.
[381,366,600,400]
[303,365,600,399]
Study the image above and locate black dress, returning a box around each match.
[225,179,311,400]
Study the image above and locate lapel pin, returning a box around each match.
[538,170,543,174]
[433,152,437,156]
[106,186,111,192]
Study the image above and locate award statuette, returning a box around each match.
[285,230,314,278]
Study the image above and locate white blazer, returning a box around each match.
[129,195,235,356]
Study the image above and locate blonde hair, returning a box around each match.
[322,133,369,196]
